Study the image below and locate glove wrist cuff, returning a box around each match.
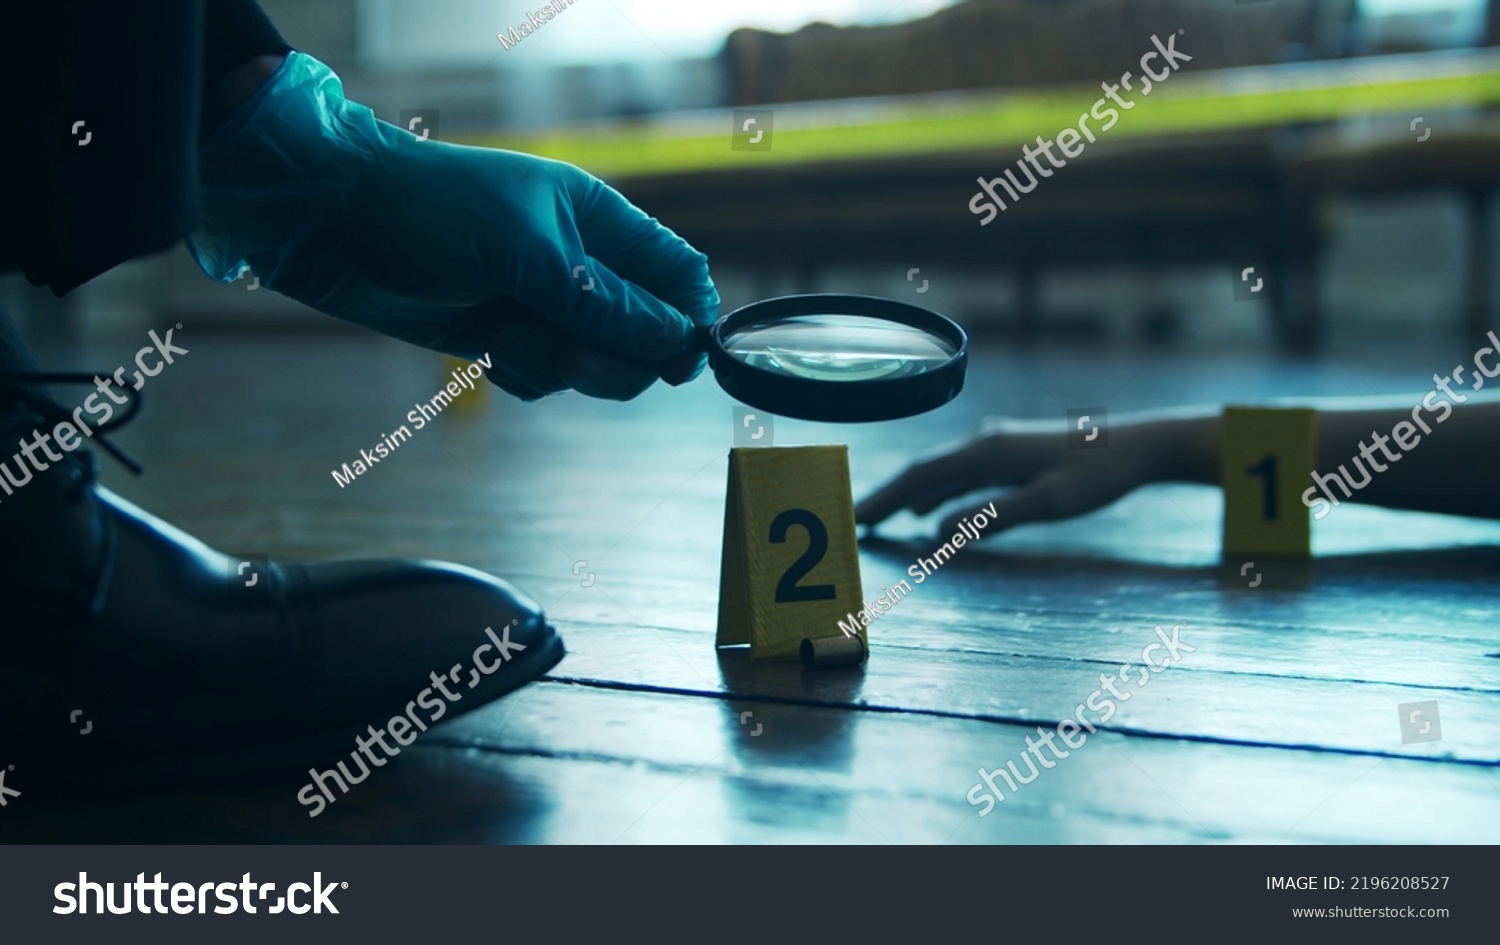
[187,51,382,284]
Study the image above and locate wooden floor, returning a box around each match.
[6,330,1500,843]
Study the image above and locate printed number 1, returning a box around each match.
[769,509,836,603]
[1246,454,1278,521]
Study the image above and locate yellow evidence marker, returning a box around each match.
[717,446,865,660]
[1221,406,1317,558]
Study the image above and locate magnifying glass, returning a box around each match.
[695,294,968,423]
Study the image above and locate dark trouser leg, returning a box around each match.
[1,297,119,625]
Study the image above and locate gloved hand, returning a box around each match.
[188,51,719,401]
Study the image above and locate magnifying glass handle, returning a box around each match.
[659,324,716,386]
[690,322,715,353]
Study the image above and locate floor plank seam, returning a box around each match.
[544,629,1500,692]
[554,610,1500,639]
[533,676,1500,767]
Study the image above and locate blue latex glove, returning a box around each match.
[188,52,719,400]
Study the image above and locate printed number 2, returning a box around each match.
[769,509,837,603]
[1246,454,1278,521]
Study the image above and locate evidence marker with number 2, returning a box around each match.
[717,446,865,660]
[709,295,967,661]
[1221,406,1317,558]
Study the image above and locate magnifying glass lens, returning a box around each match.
[721,315,958,383]
[705,295,968,422]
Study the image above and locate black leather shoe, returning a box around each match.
[0,372,564,788]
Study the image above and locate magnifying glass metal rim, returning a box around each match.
[698,293,969,423]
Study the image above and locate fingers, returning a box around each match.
[489,165,717,363]
[571,176,720,327]
[656,349,709,387]
[934,452,1147,539]
[480,317,570,401]
[487,372,552,402]
[557,346,662,401]
[511,244,701,362]
[936,471,1075,539]
[855,437,999,526]
[479,315,668,402]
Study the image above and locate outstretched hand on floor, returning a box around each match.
[856,415,1179,539]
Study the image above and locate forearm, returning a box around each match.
[201,0,291,138]
[1143,398,1500,519]
[1308,398,1500,518]
[203,54,287,139]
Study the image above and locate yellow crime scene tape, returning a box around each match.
[458,49,1500,178]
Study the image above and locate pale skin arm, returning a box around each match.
[855,398,1500,538]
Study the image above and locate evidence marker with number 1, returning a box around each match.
[1221,406,1317,558]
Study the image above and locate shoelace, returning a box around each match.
[0,372,143,500]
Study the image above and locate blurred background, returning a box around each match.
[7,0,1500,358]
